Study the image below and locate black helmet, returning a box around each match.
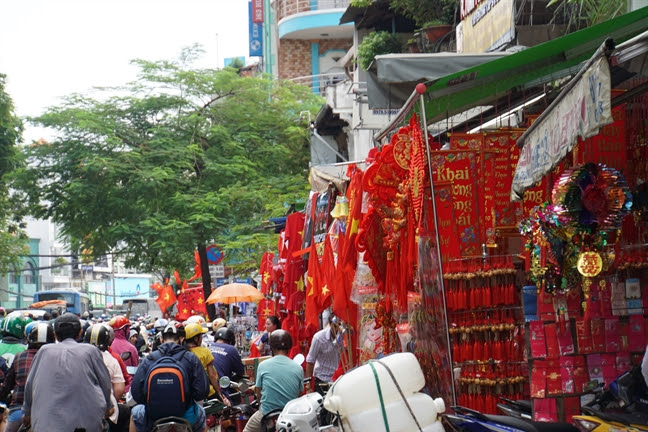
[269,329,292,352]
[27,322,55,345]
[84,323,112,351]
[215,327,236,345]
[54,313,81,334]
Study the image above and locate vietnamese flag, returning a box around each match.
[305,241,321,328]
[153,282,177,314]
[259,252,275,295]
[257,298,276,330]
[320,235,335,309]
[188,250,202,282]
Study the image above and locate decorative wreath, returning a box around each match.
[551,163,631,234]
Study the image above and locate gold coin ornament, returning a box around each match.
[577,251,603,277]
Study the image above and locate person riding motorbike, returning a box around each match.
[0,322,55,432]
[0,314,31,369]
[109,315,139,368]
[184,323,230,406]
[243,330,303,432]
[129,322,209,432]
[85,323,131,432]
[207,327,245,403]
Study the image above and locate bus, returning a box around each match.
[32,289,91,316]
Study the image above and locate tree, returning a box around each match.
[13,46,323,317]
[547,0,626,31]
[0,73,28,275]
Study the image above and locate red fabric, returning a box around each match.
[153,282,177,315]
[248,334,262,358]
[320,236,335,309]
[175,287,206,321]
[281,213,306,298]
[259,252,275,295]
[305,242,321,328]
[108,347,132,391]
[257,299,276,331]
[174,270,182,290]
[188,250,202,282]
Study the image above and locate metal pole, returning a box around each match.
[418,85,457,406]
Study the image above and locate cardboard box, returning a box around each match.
[242,356,271,383]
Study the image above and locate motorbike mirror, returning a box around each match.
[293,353,305,366]
[219,376,231,389]
[120,351,132,361]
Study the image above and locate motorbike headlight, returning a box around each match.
[573,418,601,432]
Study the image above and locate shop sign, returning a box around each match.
[251,0,263,23]
[511,56,612,201]
[459,0,514,53]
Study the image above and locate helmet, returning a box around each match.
[24,321,39,338]
[154,318,169,332]
[0,307,6,317]
[54,312,81,335]
[269,330,292,352]
[185,322,208,340]
[108,315,130,330]
[84,323,112,351]
[184,315,207,328]
[79,319,91,335]
[211,318,227,331]
[162,320,185,337]
[2,314,32,339]
[27,322,55,345]
[215,327,236,345]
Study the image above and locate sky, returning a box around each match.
[0,0,251,142]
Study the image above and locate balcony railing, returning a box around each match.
[288,72,349,94]
[277,0,351,21]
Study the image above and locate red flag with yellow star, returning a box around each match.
[153,282,177,315]
[259,252,274,295]
[175,287,206,321]
[305,241,321,328]
[257,298,276,331]
[319,235,335,309]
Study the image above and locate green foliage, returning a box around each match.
[350,0,373,6]
[547,0,626,30]
[0,74,28,275]
[13,46,323,277]
[388,0,457,27]
[357,31,403,70]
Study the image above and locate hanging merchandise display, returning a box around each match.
[520,161,647,422]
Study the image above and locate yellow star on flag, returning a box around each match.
[321,284,329,296]
[164,293,170,301]
[197,297,203,304]
[183,308,188,314]
[295,277,304,292]
[263,307,272,315]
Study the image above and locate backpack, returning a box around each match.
[145,349,192,421]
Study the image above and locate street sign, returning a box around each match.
[209,264,225,278]
[206,244,224,265]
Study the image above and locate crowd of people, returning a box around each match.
[0,306,342,432]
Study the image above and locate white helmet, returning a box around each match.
[153,318,169,332]
[184,315,207,328]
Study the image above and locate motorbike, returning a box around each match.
[443,405,579,432]
[205,375,260,432]
[496,398,533,420]
[572,366,648,432]
[276,392,338,432]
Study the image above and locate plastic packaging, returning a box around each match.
[342,393,445,432]
[324,352,425,417]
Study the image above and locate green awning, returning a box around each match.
[422,6,648,124]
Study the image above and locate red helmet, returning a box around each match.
[108,315,130,330]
